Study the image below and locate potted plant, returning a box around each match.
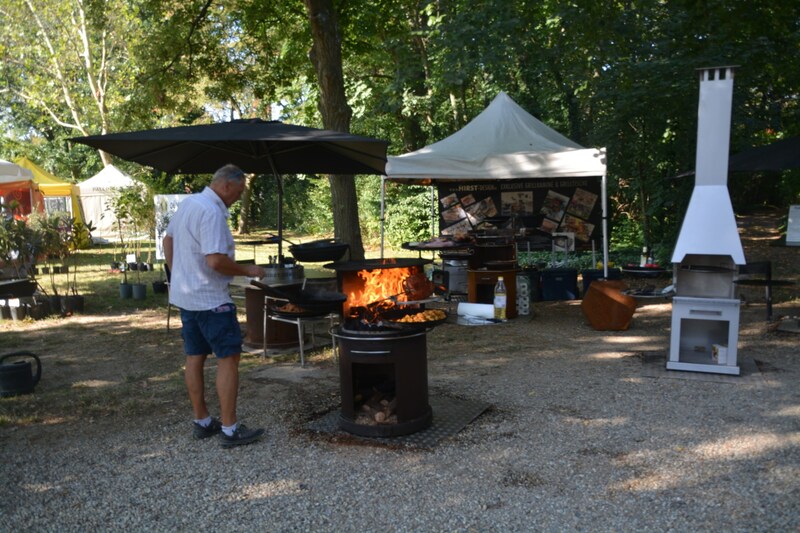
[111,184,153,300]
[3,207,51,319]
[61,219,94,315]
[1,201,40,284]
[28,212,68,312]
[109,188,135,298]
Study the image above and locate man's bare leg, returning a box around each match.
[216,354,240,427]
[185,355,209,420]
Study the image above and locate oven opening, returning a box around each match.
[352,362,398,426]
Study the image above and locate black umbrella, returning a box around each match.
[71,118,389,257]
[728,136,800,172]
[673,136,800,179]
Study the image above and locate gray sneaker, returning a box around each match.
[192,417,222,439]
[219,424,265,448]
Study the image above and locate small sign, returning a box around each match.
[787,205,800,246]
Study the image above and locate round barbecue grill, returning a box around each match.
[324,257,431,271]
[332,325,432,437]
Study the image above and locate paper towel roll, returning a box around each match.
[457,302,495,318]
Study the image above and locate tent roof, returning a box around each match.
[385,92,606,182]
[15,157,76,196]
[15,157,65,185]
[77,164,135,194]
[0,159,34,183]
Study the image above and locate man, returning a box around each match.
[163,164,267,448]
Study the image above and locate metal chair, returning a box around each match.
[735,261,794,321]
[262,287,339,366]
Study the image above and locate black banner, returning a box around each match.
[437,178,603,250]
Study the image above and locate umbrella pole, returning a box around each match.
[266,155,284,261]
[277,174,284,261]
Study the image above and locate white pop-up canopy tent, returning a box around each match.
[383,91,608,271]
[77,164,137,242]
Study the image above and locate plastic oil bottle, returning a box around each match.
[494,276,507,321]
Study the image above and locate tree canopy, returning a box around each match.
[2,0,798,256]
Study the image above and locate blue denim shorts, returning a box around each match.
[179,303,243,358]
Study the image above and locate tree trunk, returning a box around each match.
[303,0,365,260]
[238,173,255,234]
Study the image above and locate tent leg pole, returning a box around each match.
[379,177,386,259]
[430,186,436,239]
[602,171,609,278]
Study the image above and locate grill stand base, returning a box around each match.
[334,328,432,438]
[668,296,741,376]
[338,407,432,438]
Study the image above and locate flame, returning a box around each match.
[343,266,417,316]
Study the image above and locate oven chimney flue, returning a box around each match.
[694,66,735,186]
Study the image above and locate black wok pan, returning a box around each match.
[289,239,349,263]
[250,279,346,313]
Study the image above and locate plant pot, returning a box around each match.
[41,267,50,274]
[48,295,63,317]
[28,299,51,320]
[128,262,139,271]
[132,283,147,300]
[120,283,133,299]
[9,303,27,321]
[0,305,10,320]
[110,261,120,270]
[61,295,84,316]
[152,281,168,294]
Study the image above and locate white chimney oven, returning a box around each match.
[667,66,745,376]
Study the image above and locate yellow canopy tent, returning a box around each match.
[15,157,84,225]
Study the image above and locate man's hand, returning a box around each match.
[244,264,267,278]
[206,253,266,278]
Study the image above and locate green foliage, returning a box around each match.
[107,184,155,280]
[383,185,433,246]
[0,202,41,278]
[355,176,383,244]
[2,0,800,254]
[26,211,90,295]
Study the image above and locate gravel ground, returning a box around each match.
[2,299,798,532]
[1,211,798,532]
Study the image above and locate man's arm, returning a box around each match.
[163,235,174,270]
[206,253,266,278]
